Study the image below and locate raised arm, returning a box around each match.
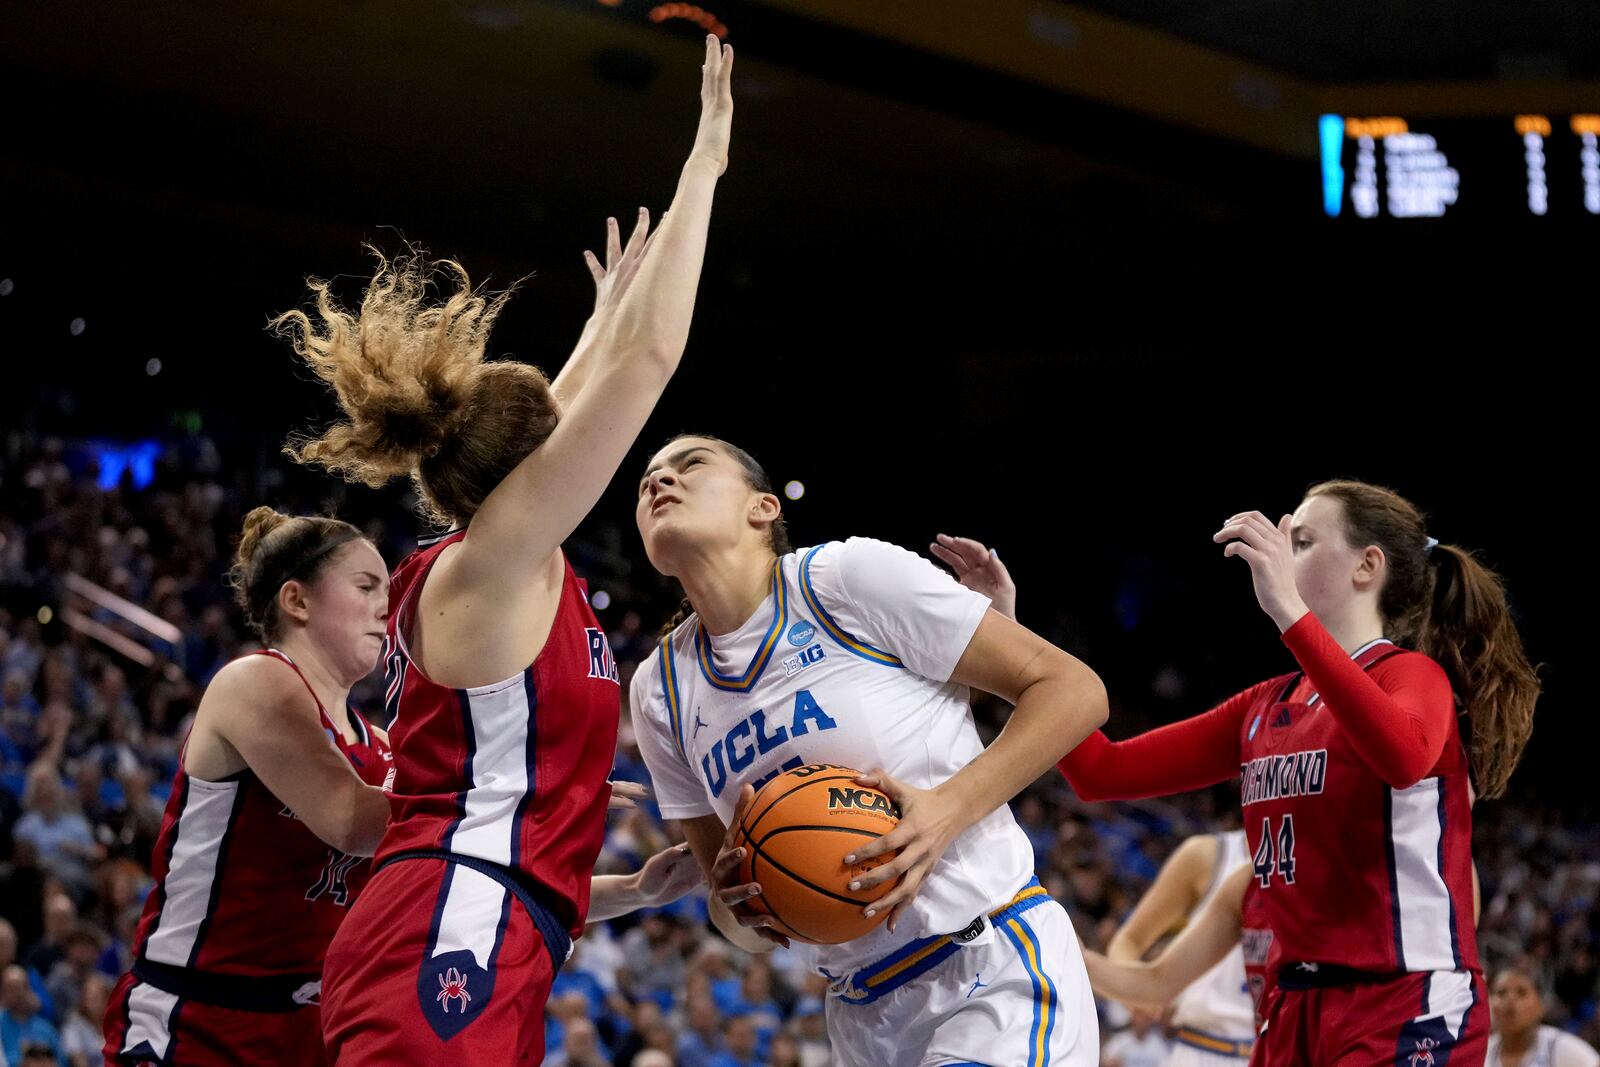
[461,36,734,577]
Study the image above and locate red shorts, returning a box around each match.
[320,853,568,1066]
[101,971,326,1067]
[1251,969,1487,1067]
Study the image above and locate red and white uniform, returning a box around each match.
[103,650,391,1067]
[320,530,619,1066]
[1239,880,1276,1028]
[1059,615,1486,1066]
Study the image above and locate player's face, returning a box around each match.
[301,539,390,685]
[1489,971,1543,1034]
[636,438,761,574]
[1289,494,1370,616]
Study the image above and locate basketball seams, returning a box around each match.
[734,766,902,944]
[740,822,878,909]
[743,771,863,840]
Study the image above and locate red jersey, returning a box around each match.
[375,530,620,935]
[128,650,391,980]
[1239,880,1276,1027]
[1059,615,1475,978]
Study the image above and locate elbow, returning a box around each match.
[1062,666,1109,738]
[1379,760,1435,792]
[333,788,390,857]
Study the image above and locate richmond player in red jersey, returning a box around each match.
[947,480,1539,1066]
[1048,481,1539,1066]
[102,508,395,1066]
[270,37,734,1065]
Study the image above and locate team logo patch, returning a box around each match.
[1409,1038,1437,1066]
[436,968,472,1013]
[418,949,493,1041]
[782,645,825,677]
[787,621,817,647]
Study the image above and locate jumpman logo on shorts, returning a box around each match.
[966,972,988,998]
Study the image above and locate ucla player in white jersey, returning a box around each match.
[1107,829,1255,1065]
[627,435,1110,1067]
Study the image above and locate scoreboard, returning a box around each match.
[1319,113,1600,219]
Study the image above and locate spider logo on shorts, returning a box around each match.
[1408,1037,1437,1066]
[436,967,472,1013]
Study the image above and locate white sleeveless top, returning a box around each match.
[1169,830,1256,1039]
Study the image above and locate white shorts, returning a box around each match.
[825,884,1096,1067]
[1164,1034,1254,1067]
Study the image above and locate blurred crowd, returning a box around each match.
[1,432,1593,1066]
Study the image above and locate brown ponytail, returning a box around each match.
[229,506,365,643]
[1307,480,1540,798]
[272,244,556,527]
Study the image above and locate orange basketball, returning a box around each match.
[733,764,902,945]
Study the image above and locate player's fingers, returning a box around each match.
[865,864,924,918]
[850,843,918,891]
[943,535,993,569]
[1222,542,1263,565]
[928,543,968,574]
[583,250,604,285]
[624,206,650,255]
[716,881,762,907]
[605,216,622,269]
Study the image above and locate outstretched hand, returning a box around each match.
[930,533,1016,620]
[690,35,735,175]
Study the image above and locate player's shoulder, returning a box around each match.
[207,653,314,711]
[1369,643,1450,683]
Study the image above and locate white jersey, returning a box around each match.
[631,537,1036,976]
[1488,1026,1600,1067]
[1169,831,1254,1042]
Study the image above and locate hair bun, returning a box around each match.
[235,506,293,571]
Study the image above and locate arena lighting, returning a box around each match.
[1320,113,1600,219]
[784,480,805,501]
[648,3,728,39]
[0,278,14,296]
[145,358,162,376]
[89,440,161,491]
[36,606,53,625]
[69,316,86,336]
[591,589,612,610]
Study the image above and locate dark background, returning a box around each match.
[2,0,1585,803]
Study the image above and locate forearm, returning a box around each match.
[596,158,720,368]
[1106,925,1151,963]
[586,873,645,923]
[939,665,1108,833]
[1058,699,1247,803]
[1281,614,1450,786]
[1083,949,1182,1006]
[341,786,392,858]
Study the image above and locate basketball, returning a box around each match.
[733,764,903,945]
